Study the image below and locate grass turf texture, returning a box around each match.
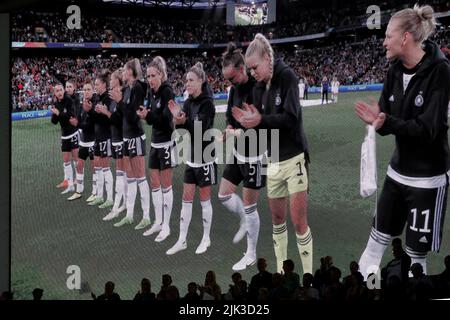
[11,92,450,299]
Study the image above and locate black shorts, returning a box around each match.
[94,139,112,158]
[78,145,94,161]
[124,136,146,158]
[61,132,79,152]
[222,156,266,190]
[184,163,217,187]
[149,143,177,170]
[111,142,124,160]
[374,174,448,253]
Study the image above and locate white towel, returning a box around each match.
[360,125,377,198]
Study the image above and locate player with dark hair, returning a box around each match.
[137,56,176,242]
[67,82,97,201]
[51,83,79,195]
[166,62,216,255]
[355,4,450,278]
[87,70,114,209]
[218,42,265,271]
[97,68,128,220]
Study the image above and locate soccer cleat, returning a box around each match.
[61,185,75,195]
[103,209,120,221]
[88,197,104,206]
[195,238,211,255]
[232,220,247,244]
[99,200,114,209]
[232,253,257,271]
[56,180,68,189]
[142,223,162,237]
[155,227,170,242]
[134,218,151,230]
[113,217,133,227]
[67,192,82,201]
[86,194,97,202]
[166,240,187,255]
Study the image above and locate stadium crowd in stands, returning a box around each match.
[1,240,449,301]
[11,1,450,44]
[12,26,449,112]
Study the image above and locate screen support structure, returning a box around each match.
[0,13,11,294]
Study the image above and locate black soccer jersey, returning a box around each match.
[120,80,145,139]
[78,98,96,143]
[51,93,78,137]
[226,75,265,159]
[377,40,450,177]
[91,91,112,142]
[254,59,309,162]
[109,100,124,143]
[144,81,175,144]
[69,93,81,119]
[176,92,215,164]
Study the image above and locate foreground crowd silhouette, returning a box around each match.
[2,239,449,301]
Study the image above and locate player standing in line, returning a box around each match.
[137,56,176,242]
[54,80,80,190]
[166,62,217,255]
[97,69,128,220]
[355,4,450,279]
[88,71,114,209]
[331,76,340,103]
[114,59,152,230]
[51,83,79,195]
[321,76,329,105]
[232,33,313,275]
[298,78,305,101]
[65,80,81,121]
[218,42,265,271]
[67,82,97,201]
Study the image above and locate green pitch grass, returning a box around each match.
[11,92,450,299]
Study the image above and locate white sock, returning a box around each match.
[296,227,313,275]
[137,177,150,220]
[245,204,260,258]
[152,187,163,225]
[76,171,84,194]
[200,200,213,242]
[92,172,97,195]
[406,247,428,275]
[126,178,137,219]
[113,170,125,210]
[123,172,128,205]
[219,193,245,223]
[359,227,390,280]
[273,222,288,273]
[95,167,104,199]
[179,201,193,242]
[104,168,114,202]
[63,162,68,180]
[64,162,73,186]
[162,186,173,229]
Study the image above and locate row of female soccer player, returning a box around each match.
[50,33,313,274]
[50,3,450,278]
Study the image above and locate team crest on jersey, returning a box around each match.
[389,95,395,102]
[275,93,281,106]
[156,101,161,109]
[63,108,67,113]
[415,92,424,107]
